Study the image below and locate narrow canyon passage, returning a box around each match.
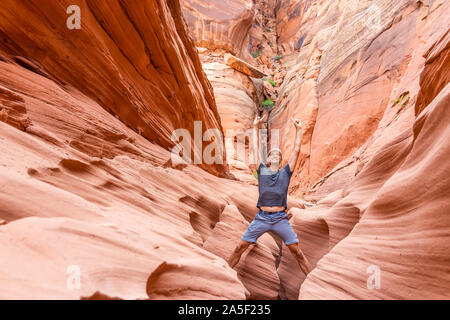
[181,0,450,299]
[182,1,313,299]
[0,0,449,300]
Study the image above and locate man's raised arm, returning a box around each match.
[249,112,267,174]
[288,117,302,173]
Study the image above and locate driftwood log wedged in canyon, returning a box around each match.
[224,53,267,78]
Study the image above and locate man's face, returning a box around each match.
[268,150,282,165]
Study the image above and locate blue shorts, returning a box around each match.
[241,210,299,245]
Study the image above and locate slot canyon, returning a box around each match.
[0,0,449,300]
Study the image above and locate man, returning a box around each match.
[227,113,311,276]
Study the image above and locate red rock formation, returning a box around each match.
[181,0,254,55]
[0,0,259,299]
[301,84,450,299]
[0,0,226,176]
[203,205,280,299]
[272,0,450,300]
[180,0,287,184]
[180,1,260,183]
[0,3,300,294]
[0,56,285,298]
[271,0,450,199]
[1,0,449,301]
[146,258,248,299]
[415,21,450,115]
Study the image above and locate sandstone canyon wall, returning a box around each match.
[180,0,290,182]
[0,0,297,299]
[268,0,450,299]
[0,0,227,177]
[268,0,450,202]
[0,0,449,300]
[180,0,450,300]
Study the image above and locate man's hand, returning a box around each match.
[288,117,303,172]
[291,117,302,130]
[254,112,268,127]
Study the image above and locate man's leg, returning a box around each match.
[228,239,253,268]
[271,218,312,276]
[229,213,269,268]
[287,242,311,276]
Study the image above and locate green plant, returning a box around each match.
[265,27,271,32]
[392,96,403,105]
[392,92,409,107]
[251,50,262,58]
[253,171,258,179]
[273,55,282,61]
[263,78,276,87]
[261,99,274,110]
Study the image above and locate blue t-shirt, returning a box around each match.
[256,162,293,209]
